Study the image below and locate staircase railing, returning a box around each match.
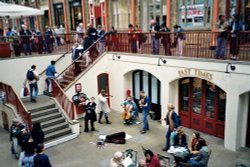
[56,37,104,82]
[0,82,32,130]
[51,79,75,120]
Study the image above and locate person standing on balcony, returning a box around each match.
[97,25,106,55]
[135,25,144,54]
[215,15,229,59]
[139,91,151,134]
[24,65,39,103]
[87,23,98,57]
[128,24,137,53]
[229,14,243,60]
[173,25,185,56]
[160,23,172,56]
[97,89,112,124]
[149,20,161,55]
[20,24,32,56]
[110,26,118,51]
[46,61,57,94]
[44,26,53,53]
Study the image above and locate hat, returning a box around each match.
[12,118,20,123]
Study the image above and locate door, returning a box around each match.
[246,92,250,147]
[191,78,203,131]
[179,78,191,127]
[97,73,110,106]
[203,81,216,135]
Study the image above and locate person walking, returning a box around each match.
[97,89,112,124]
[139,91,151,134]
[215,15,228,59]
[162,104,181,151]
[24,65,39,103]
[45,60,57,93]
[97,25,106,55]
[33,144,52,167]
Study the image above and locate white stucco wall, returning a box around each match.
[65,52,250,151]
[0,53,72,95]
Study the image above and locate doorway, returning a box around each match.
[97,73,110,106]
[132,70,161,120]
[179,77,226,138]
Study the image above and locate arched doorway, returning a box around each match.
[179,77,226,138]
[132,70,161,120]
[1,111,9,131]
[97,73,110,106]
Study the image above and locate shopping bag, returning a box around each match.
[24,86,29,96]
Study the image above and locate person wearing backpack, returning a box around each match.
[162,104,181,151]
[24,65,39,102]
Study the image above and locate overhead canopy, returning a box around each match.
[0,2,44,17]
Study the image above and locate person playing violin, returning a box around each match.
[97,89,112,124]
[139,91,151,134]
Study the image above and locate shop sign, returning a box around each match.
[178,68,213,80]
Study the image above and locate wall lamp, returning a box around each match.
[158,58,167,66]
[112,53,121,60]
[224,63,236,80]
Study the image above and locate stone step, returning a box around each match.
[29,103,56,113]
[32,112,62,123]
[44,128,72,142]
[31,108,58,119]
[40,117,66,129]
[43,122,69,135]
[45,133,77,148]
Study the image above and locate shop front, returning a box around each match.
[179,77,226,138]
[53,3,64,27]
[69,0,82,31]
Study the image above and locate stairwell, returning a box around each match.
[22,95,78,148]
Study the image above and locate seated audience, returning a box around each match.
[110,151,124,167]
[143,149,161,167]
[173,126,187,148]
[189,132,206,155]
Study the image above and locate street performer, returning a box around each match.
[97,89,112,124]
[121,96,137,124]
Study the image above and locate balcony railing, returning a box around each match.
[0,82,32,130]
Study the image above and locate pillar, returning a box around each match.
[48,0,53,27]
[131,0,136,25]
[81,0,87,31]
[166,0,171,28]
[34,0,40,31]
[225,0,230,19]
[224,89,241,151]
[104,0,109,31]
[236,0,241,15]
[63,0,69,40]
[211,0,219,46]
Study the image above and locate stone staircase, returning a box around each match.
[22,95,76,147]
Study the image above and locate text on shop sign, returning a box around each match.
[178,68,213,80]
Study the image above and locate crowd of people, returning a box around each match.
[10,118,52,167]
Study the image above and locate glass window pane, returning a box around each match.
[205,81,216,118]
[134,72,140,99]
[180,78,189,111]
[151,76,158,104]
[192,78,202,114]
[218,90,226,121]
[143,71,149,96]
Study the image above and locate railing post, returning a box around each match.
[197,32,200,58]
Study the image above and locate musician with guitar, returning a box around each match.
[139,91,151,134]
[97,89,112,124]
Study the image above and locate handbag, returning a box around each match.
[24,87,29,96]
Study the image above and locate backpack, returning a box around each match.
[173,111,181,127]
[27,70,35,81]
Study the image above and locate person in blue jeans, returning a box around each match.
[24,65,39,102]
[46,60,56,93]
[163,104,180,151]
[215,15,228,59]
[139,91,151,134]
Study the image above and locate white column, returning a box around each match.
[224,88,240,151]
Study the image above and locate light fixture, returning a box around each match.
[246,1,250,8]
[224,63,236,80]
[158,58,167,66]
[112,53,121,60]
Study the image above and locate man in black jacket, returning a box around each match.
[19,24,32,56]
[149,20,161,55]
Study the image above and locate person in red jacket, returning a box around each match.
[144,149,161,167]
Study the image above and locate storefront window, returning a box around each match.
[180,78,189,111]
[53,3,64,27]
[218,90,226,121]
[192,78,202,114]
[69,0,82,31]
[178,0,212,28]
[230,0,237,16]
[205,81,216,118]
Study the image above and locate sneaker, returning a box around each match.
[106,121,112,124]
[140,130,146,134]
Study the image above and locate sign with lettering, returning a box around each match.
[178,68,213,80]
